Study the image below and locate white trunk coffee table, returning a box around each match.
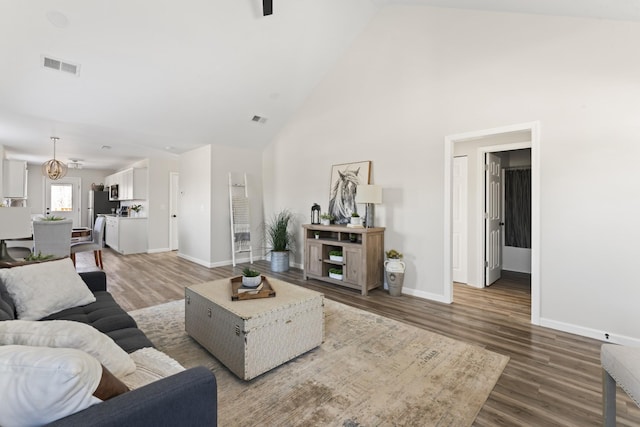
[185,276,324,380]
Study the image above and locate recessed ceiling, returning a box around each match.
[0,0,637,169]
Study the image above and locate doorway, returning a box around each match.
[444,121,540,325]
[43,176,81,227]
[480,147,532,287]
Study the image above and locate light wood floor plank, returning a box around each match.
[74,250,640,426]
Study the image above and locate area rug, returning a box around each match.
[130,298,508,426]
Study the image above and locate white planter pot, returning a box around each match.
[384,259,406,297]
[242,275,262,288]
[329,255,343,262]
[350,217,362,226]
[320,219,330,226]
[329,272,343,280]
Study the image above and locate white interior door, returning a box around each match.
[485,153,502,286]
[169,172,179,251]
[43,176,81,227]
[452,156,468,283]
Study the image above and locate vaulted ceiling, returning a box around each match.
[1,0,638,169]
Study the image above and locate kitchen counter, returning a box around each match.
[101,214,147,219]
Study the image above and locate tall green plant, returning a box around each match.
[265,210,293,252]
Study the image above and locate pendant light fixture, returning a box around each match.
[42,136,68,180]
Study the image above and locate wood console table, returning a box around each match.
[302,224,385,296]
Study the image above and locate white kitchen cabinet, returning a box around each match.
[3,160,27,198]
[106,168,147,200]
[132,168,147,200]
[104,215,147,254]
[120,169,133,200]
[104,215,119,251]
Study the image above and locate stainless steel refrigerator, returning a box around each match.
[88,190,119,229]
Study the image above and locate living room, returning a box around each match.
[1,1,640,425]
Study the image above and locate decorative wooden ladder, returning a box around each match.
[228,173,253,267]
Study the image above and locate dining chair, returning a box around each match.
[32,219,73,259]
[70,216,106,269]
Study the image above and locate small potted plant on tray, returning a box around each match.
[242,267,262,288]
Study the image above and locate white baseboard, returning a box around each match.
[402,287,452,304]
[177,252,214,268]
[177,253,265,269]
[540,318,640,346]
[147,247,171,254]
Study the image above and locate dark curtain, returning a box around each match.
[504,168,531,248]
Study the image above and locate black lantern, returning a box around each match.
[311,203,321,224]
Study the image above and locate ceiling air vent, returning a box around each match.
[42,55,80,76]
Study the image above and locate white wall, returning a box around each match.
[264,6,640,343]
[0,145,4,199]
[210,145,264,265]
[179,144,263,267]
[178,145,212,265]
[146,157,179,252]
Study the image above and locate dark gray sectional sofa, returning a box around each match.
[0,270,217,427]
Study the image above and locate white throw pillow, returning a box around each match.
[0,345,102,427]
[0,320,136,377]
[0,258,96,320]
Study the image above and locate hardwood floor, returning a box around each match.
[76,250,640,426]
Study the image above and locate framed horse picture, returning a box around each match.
[328,161,371,224]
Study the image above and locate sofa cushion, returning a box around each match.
[0,345,103,427]
[42,291,154,353]
[0,320,136,377]
[0,258,96,320]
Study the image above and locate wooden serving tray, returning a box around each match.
[231,275,276,301]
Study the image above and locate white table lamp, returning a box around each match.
[356,185,383,228]
[0,207,32,262]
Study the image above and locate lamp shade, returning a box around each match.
[356,185,382,204]
[42,159,68,180]
[42,136,67,180]
[0,207,32,239]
